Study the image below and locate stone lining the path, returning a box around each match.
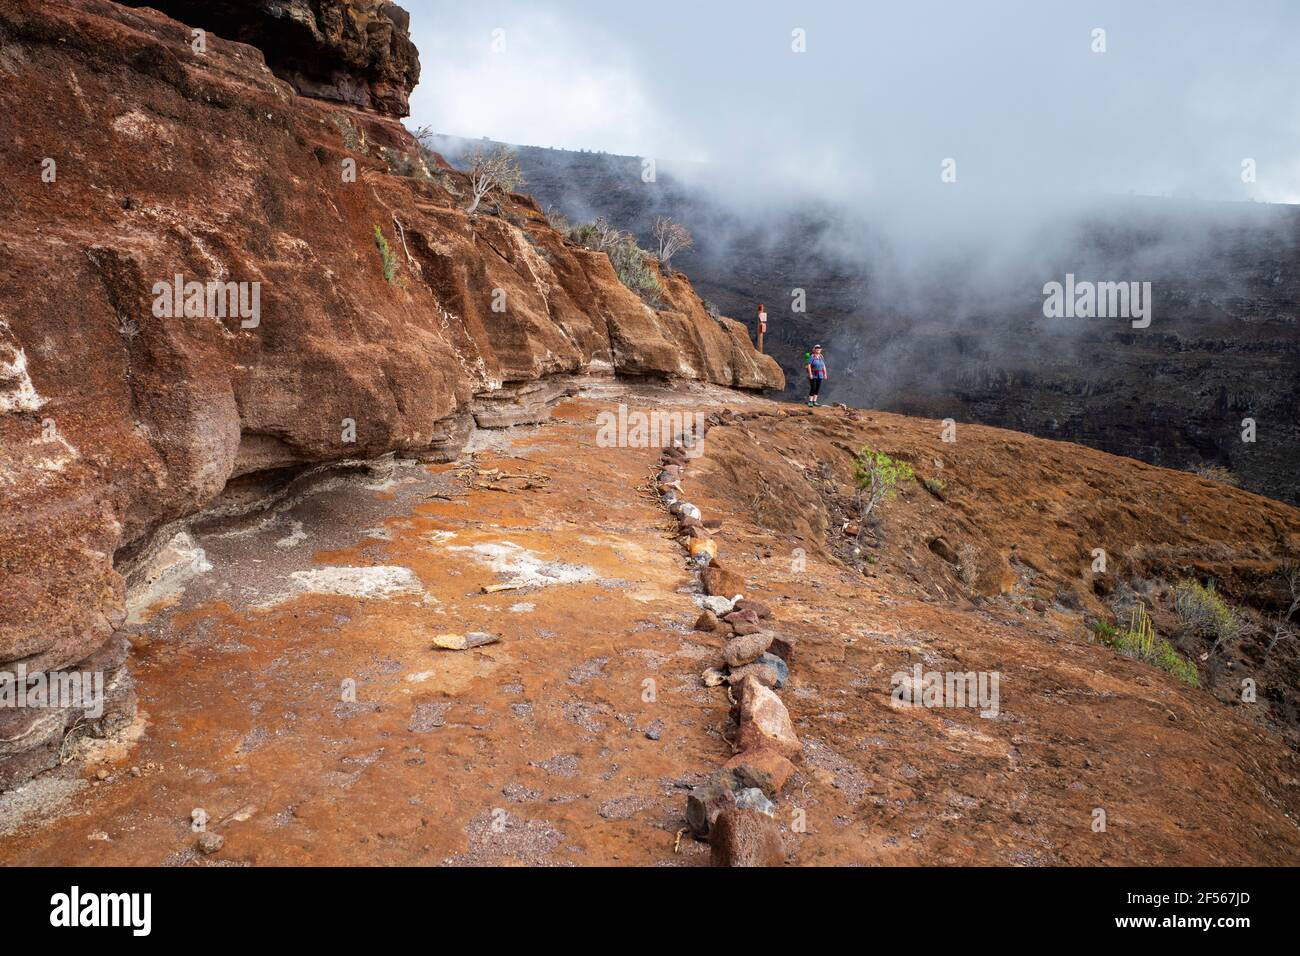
[653,408,798,867]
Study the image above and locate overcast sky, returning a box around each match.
[404,0,1300,206]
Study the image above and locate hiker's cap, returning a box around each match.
[813,344,822,350]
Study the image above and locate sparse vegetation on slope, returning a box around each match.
[606,238,663,306]
[373,224,397,283]
[1191,462,1239,486]
[853,447,914,522]
[1174,578,1247,655]
[1094,607,1201,687]
[572,218,663,306]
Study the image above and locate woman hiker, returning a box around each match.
[805,344,827,406]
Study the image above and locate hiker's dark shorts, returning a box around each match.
[808,377,822,396]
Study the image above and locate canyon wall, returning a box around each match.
[0,0,781,788]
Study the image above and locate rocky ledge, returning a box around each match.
[116,0,422,116]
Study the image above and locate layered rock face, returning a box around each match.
[116,0,422,116]
[0,0,781,788]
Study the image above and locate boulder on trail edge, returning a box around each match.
[709,808,785,867]
[702,565,745,598]
[735,787,776,816]
[694,610,720,632]
[686,769,741,838]
[736,675,801,759]
[722,631,774,668]
[697,595,735,616]
[197,831,225,855]
[725,608,761,635]
[724,747,797,798]
[734,598,772,619]
[754,652,789,686]
[689,538,718,561]
[726,657,784,689]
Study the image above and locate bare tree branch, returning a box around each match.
[1265,561,1300,660]
[461,144,526,216]
[652,215,694,270]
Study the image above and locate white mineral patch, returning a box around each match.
[448,541,597,587]
[276,565,426,603]
[508,602,536,613]
[0,327,45,414]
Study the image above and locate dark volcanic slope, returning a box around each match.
[427,134,1300,505]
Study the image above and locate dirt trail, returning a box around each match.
[0,386,765,866]
[3,384,1298,866]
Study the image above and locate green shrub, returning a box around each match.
[570,218,622,252]
[1094,607,1200,687]
[922,476,945,494]
[1174,578,1246,651]
[570,219,663,305]
[606,237,663,306]
[373,224,397,283]
[853,448,914,520]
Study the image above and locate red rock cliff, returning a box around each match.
[0,0,782,787]
[116,0,422,116]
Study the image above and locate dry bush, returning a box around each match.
[1190,462,1239,486]
[461,144,525,215]
[652,215,694,270]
